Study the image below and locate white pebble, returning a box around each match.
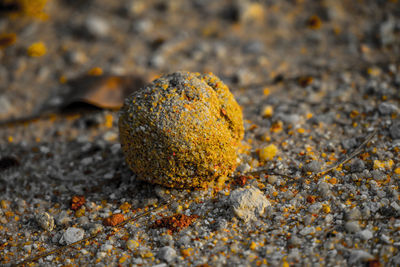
[229,186,271,222]
[60,227,85,245]
[85,16,110,38]
[157,246,176,263]
[390,201,400,211]
[348,250,374,265]
[345,221,360,233]
[299,226,315,236]
[357,229,373,241]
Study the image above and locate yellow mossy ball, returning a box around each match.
[119,71,244,188]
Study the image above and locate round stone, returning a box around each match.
[119,71,244,188]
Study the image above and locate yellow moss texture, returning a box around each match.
[119,71,244,188]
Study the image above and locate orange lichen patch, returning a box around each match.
[0,33,17,49]
[233,175,249,186]
[27,42,46,57]
[88,67,103,76]
[270,121,283,133]
[70,195,85,211]
[307,15,322,30]
[350,110,359,118]
[322,204,331,213]
[181,247,194,258]
[4,211,14,218]
[262,105,273,117]
[151,214,198,233]
[119,202,132,213]
[104,114,113,128]
[103,213,125,227]
[75,208,85,218]
[359,152,370,160]
[327,177,337,185]
[373,159,394,170]
[0,200,9,209]
[394,168,400,175]
[297,128,305,134]
[263,87,270,96]
[306,195,316,204]
[366,259,382,267]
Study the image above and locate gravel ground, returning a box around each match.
[0,0,400,266]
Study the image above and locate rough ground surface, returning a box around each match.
[0,0,399,266]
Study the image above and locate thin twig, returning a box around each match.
[312,128,378,178]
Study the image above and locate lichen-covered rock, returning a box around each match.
[119,71,244,188]
[36,212,55,231]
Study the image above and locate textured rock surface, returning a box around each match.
[229,186,270,222]
[59,227,85,245]
[119,71,244,188]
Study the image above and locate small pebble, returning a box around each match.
[267,175,278,184]
[299,226,315,236]
[345,208,362,221]
[84,15,110,38]
[303,161,321,173]
[229,186,271,222]
[60,227,85,245]
[357,229,373,241]
[381,234,391,244]
[236,162,251,174]
[342,138,358,150]
[378,102,398,115]
[390,202,400,211]
[56,211,71,225]
[349,159,365,173]
[344,221,360,233]
[348,250,374,265]
[317,182,331,197]
[36,212,55,231]
[288,235,302,247]
[390,121,400,139]
[157,246,177,263]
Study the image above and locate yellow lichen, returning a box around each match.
[119,72,244,188]
[373,159,394,170]
[27,42,46,57]
[88,67,103,76]
[259,144,278,161]
[5,0,48,19]
[262,105,273,117]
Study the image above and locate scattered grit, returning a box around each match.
[119,71,244,188]
[0,1,400,266]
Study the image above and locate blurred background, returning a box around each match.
[0,0,399,120]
